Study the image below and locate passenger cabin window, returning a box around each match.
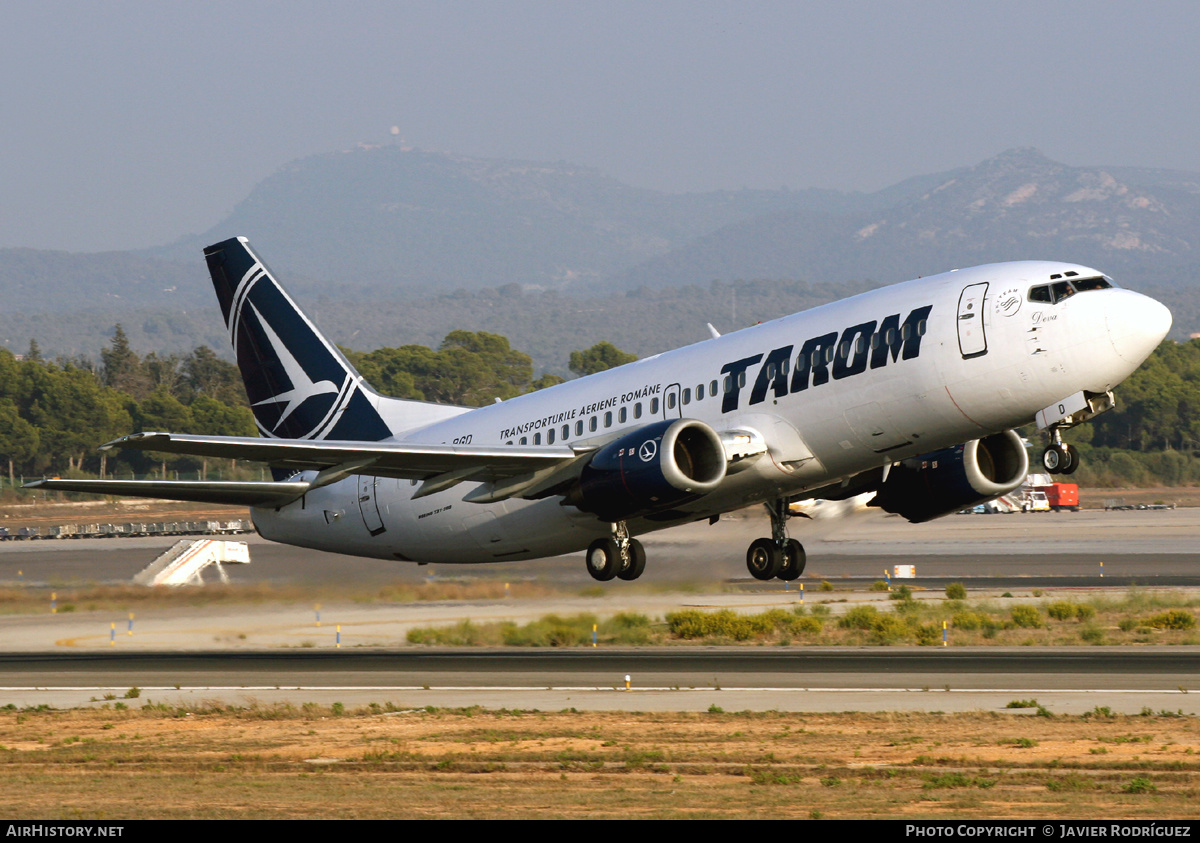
[682,388,691,405]
[651,397,660,414]
[634,402,643,419]
[618,406,627,423]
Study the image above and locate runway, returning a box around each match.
[0,506,1197,714]
[1,648,1197,715]
[3,506,1200,585]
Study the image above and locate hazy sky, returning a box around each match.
[5,0,1200,252]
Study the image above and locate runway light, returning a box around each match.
[625,674,631,691]
[336,624,341,649]
[127,613,134,636]
[110,622,115,647]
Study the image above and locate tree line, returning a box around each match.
[0,327,636,485]
[5,323,1200,490]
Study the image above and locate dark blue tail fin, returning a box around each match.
[204,237,393,442]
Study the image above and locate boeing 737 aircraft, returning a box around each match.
[29,237,1172,581]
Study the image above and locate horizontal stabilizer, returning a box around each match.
[23,479,310,507]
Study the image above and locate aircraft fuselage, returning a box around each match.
[252,260,1169,564]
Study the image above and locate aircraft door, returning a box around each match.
[957,283,989,359]
[663,383,683,418]
[357,475,386,537]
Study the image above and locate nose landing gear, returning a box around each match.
[746,499,806,581]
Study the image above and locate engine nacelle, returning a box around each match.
[870,430,1029,523]
[567,418,727,522]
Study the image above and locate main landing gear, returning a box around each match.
[1041,426,1079,476]
[746,499,806,582]
[586,521,646,582]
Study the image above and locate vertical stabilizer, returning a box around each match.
[204,237,393,442]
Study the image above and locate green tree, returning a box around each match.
[569,341,637,377]
[100,324,151,398]
[350,331,537,406]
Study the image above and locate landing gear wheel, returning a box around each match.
[586,538,620,581]
[1060,444,1079,475]
[1042,444,1069,474]
[777,538,806,581]
[617,539,646,581]
[747,538,782,581]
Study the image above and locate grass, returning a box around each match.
[401,589,1200,647]
[0,706,1196,819]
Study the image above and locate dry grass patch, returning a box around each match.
[0,706,1197,819]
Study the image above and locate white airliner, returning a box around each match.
[29,237,1171,581]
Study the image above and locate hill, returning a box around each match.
[5,145,1200,370]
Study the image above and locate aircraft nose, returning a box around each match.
[1106,291,1172,364]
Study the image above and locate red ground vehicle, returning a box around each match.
[1037,482,1080,512]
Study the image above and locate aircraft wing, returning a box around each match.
[22,478,310,507]
[25,432,590,507]
[101,431,581,478]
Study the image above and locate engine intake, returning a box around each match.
[870,430,1029,523]
[567,419,727,522]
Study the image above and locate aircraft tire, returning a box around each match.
[1060,444,1079,475]
[617,539,646,581]
[1042,444,1066,474]
[586,538,620,581]
[777,539,805,581]
[747,538,782,581]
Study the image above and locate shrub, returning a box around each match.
[502,613,596,646]
[1047,601,1080,621]
[1145,609,1196,630]
[1123,776,1157,794]
[790,616,823,635]
[913,623,942,646]
[952,611,983,630]
[870,614,909,644]
[1010,605,1043,629]
[839,605,882,630]
[945,582,967,600]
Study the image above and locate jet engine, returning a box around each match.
[869,430,1029,523]
[567,418,727,522]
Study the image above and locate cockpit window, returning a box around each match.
[1072,276,1112,292]
[1051,281,1074,301]
[1028,275,1113,304]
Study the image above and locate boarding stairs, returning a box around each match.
[134,539,250,586]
